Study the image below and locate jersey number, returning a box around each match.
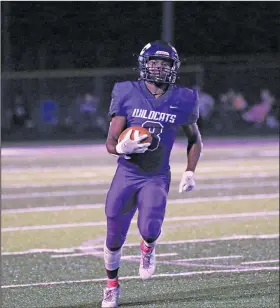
[142,121,163,151]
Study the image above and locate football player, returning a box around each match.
[101,40,203,308]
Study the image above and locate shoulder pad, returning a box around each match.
[109,81,134,118]
[113,81,135,97]
[176,86,199,125]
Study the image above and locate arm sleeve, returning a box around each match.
[184,89,199,125]
[108,83,127,118]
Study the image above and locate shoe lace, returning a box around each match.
[104,288,117,302]
[141,250,153,269]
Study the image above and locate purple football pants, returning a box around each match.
[105,165,171,250]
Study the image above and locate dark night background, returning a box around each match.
[1,1,279,141]
[2,1,280,71]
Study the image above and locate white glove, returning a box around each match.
[116,129,151,155]
[179,171,196,193]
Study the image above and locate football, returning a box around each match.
[118,126,152,143]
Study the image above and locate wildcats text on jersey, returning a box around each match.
[132,108,176,124]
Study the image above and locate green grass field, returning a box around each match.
[1,137,279,308]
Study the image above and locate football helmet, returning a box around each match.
[138,40,181,84]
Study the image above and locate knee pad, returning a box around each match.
[143,232,162,244]
[106,233,126,251]
[138,218,162,242]
[106,217,127,249]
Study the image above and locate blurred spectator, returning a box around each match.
[242,89,278,128]
[220,88,234,111]
[67,93,108,136]
[219,89,247,112]
[232,92,248,112]
[196,86,215,133]
[214,89,247,132]
[39,99,59,134]
[40,99,59,125]
[8,93,33,132]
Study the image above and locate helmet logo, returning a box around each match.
[155,51,170,56]
[140,43,151,55]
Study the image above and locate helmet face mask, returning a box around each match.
[138,40,181,84]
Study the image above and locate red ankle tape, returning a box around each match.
[141,242,153,253]
[107,278,118,288]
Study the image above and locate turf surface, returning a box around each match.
[1,137,279,308]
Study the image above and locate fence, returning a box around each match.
[1,60,279,141]
[1,65,202,136]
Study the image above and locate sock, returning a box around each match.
[106,268,119,280]
[107,277,119,288]
[141,240,155,252]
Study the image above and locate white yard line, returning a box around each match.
[2,234,278,256]
[2,181,278,200]
[51,252,104,258]
[1,267,279,289]
[175,255,243,262]
[2,172,279,189]
[121,253,177,260]
[2,193,279,214]
[2,167,103,173]
[2,180,110,189]
[171,166,278,173]
[2,203,105,214]
[242,259,279,265]
[51,252,177,259]
[2,189,108,199]
[1,211,278,232]
[3,173,97,179]
[3,164,277,173]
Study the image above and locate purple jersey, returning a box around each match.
[109,80,199,174]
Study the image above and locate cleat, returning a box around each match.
[139,241,156,280]
[101,285,120,308]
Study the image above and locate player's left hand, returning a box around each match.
[179,171,196,193]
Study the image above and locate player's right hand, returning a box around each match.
[116,129,151,155]
[179,171,196,193]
